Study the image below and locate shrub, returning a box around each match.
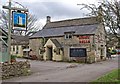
[11,55,17,60]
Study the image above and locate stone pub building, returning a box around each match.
[29,16,106,62]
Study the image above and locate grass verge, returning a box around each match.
[91,69,120,83]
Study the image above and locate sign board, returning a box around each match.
[79,36,90,43]
[70,48,87,57]
[12,11,27,30]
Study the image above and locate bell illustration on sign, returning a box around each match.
[13,11,27,29]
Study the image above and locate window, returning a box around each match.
[64,33,72,39]
[39,49,41,55]
[101,49,104,56]
[16,46,19,54]
[13,46,15,51]
[56,49,60,55]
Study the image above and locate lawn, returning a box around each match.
[92,69,120,83]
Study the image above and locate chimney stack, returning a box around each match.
[46,16,51,24]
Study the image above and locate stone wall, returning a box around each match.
[0,61,31,79]
[29,38,43,60]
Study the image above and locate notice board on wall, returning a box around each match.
[70,48,87,57]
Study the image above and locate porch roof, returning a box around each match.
[50,39,62,48]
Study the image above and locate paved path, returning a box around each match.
[3,56,119,82]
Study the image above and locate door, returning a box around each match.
[47,46,53,60]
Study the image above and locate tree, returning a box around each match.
[78,0,120,48]
[0,10,8,31]
[21,13,43,36]
[0,1,43,36]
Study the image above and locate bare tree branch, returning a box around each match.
[78,0,120,47]
[0,2,43,36]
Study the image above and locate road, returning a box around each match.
[3,56,119,82]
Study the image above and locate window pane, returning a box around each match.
[65,33,72,39]
[69,34,72,39]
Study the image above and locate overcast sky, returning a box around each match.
[1,0,100,26]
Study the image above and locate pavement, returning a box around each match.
[2,55,119,82]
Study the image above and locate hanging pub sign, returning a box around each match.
[12,11,27,30]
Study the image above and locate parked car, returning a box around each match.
[116,49,120,55]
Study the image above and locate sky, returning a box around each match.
[0,0,100,27]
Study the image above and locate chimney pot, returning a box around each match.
[46,16,51,23]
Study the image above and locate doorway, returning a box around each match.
[100,48,104,59]
[47,46,53,60]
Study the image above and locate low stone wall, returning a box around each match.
[0,61,31,79]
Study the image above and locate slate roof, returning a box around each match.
[30,16,99,38]
[44,17,99,29]
[50,39,62,48]
[11,35,29,45]
[30,24,98,38]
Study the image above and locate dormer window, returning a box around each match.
[65,33,72,39]
[64,31,75,39]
